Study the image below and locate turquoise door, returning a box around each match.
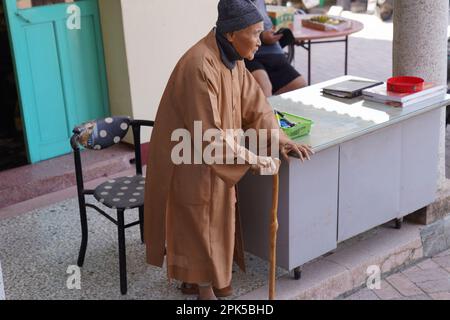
[3,0,109,163]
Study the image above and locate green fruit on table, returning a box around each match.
[310,15,343,25]
[310,15,329,23]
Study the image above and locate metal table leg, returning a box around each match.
[298,37,350,86]
[308,40,311,86]
[395,217,403,230]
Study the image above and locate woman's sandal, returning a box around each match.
[180,283,233,297]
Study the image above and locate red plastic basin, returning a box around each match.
[387,76,424,93]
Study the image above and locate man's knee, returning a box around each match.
[274,75,307,95]
[291,76,307,90]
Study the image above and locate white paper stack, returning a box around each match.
[362,83,447,107]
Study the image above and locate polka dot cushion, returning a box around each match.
[94,175,145,209]
[73,116,131,150]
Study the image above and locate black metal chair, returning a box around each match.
[70,116,154,295]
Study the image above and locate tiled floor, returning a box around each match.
[345,249,450,300]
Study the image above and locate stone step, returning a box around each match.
[0,144,135,211]
[237,221,425,300]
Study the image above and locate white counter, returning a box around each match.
[239,76,450,274]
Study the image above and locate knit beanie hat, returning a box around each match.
[216,0,264,34]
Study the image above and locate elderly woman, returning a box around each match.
[144,0,312,300]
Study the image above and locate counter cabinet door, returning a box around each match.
[338,124,402,242]
[239,146,339,270]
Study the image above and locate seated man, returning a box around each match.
[245,0,307,97]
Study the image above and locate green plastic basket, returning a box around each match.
[279,111,313,140]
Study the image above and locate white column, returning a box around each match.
[0,261,5,300]
[393,0,449,197]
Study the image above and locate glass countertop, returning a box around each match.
[269,76,450,152]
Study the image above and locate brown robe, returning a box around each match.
[144,29,284,289]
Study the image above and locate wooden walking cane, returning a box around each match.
[269,173,279,300]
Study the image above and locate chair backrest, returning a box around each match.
[70,116,154,193]
[71,116,132,151]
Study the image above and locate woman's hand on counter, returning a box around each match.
[280,141,314,162]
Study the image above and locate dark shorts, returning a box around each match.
[244,54,301,94]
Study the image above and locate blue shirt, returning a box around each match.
[252,0,284,56]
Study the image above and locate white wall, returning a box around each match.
[120,0,219,142]
[98,0,133,120]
